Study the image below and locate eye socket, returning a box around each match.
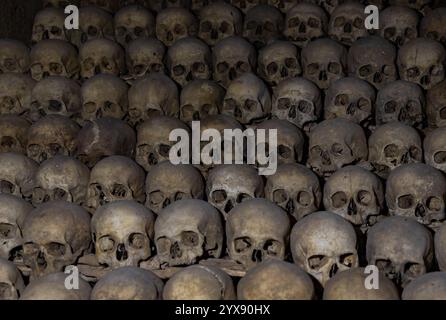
[173,24,185,35]
[335,94,349,106]
[224,98,237,110]
[236,61,250,72]
[308,255,327,270]
[359,64,373,77]
[211,190,227,204]
[83,102,97,113]
[308,17,320,28]
[45,242,66,256]
[427,196,442,211]
[149,190,164,205]
[409,146,421,160]
[357,98,370,111]
[49,62,63,74]
[384,27,396,39]
[328,62,341,74]
[306,63,319,75]
[27,144,41,157]
[244,99,257,112]
[234,237,252,253]
[298,100,312,113]
[297,191,312,206]
[173,65,185,76]
[0,223,16,239]
[200,21,212,32]
[134,26,144,37]
[216,61,229,73]
[158,144,171,157]
[398,194,415,209]
[384,101,397,113]
[264,21,275,32]
[23,242,39,254]
[87,26,98,36]
[111,183,127,198]
[357,190,372,205]
[236,193,252,203]
[181,231,199,247]
[331,191,348,208]
[288,17,299,28]
[98,236,115,252]
[273,189,288,203]
[353,18,363,28]
[263,239,281,256]
[82,58,95,70]
[285,57,297,69]
[129,233,145,249]
[201,103,214,115]
[407,67,420,78]
[331,143,343,155]
[181,104,194,118]
[434,151,446,164]
[340,253,356,267]
[404,262,423,277]
[192,62,206,73]
[376,259,391,270]
[53,188,68,200]
[278,145,292,159]
[220,21,230,33]
[175,191,187,201]
[266,62,278,75]
[334,16,345,27]
[311,145,323,156]
[277,97,291,110]
[384,144,398,158]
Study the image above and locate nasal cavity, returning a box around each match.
[251,249,263,262]
[48,100,62,112]
[0,180,14,194]
[329,263,338,278]
[116,243,128,261]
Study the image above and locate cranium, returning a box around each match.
[155,7,198,47]
[420,8,446,46]
[80,0,120,12]
[114,5,155,46]
[0,39,29,74]
[125,38,166,81]
[380,6,419,48]
[291,211,359,287]
[0,153,37,200]
[91,200,155,268]
[388,0,432,14]
[426,79,446,128]
[366,216,433,288]
[0,258,25,300]
[72,6,114,47]
[402,272,446,300]
[32,7,68,44]
[23,201,91,279]
[243,5,284,49]
[424,127,446,174]
[155,199,223,267]
[328,2,368,46]
[0,115,30,154]
[0,73,35,117]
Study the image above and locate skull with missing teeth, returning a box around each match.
[32,8,69,44]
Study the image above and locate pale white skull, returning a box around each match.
[243,5,284,49]
[402,272,446,300]
[114,5,156,46]
[424,127,446,174]
[328,2,368,46]
[125,38,166,81]
[155,7,198,47]
[426,79,446,128]
[0,39,30,74]
[380,6,419,48]
[0,153,37,200]
[0,258,25,300]
[0,73,35,117]
[0,115,30,154]
[32,8,68,44]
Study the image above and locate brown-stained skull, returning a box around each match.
[71,6,115,47]
[402,272,446,300]
[0,258,25,300]
[0,39,30,74]
[243,5,284,49]
[420,8,446,46]
[380,6,419,48]
[328,2,368,47]
[114,5,155,46]
[426,79,446,128]
[424,127,446,174]
[32,8,68,44]
[0,115,30,154]
[125,38,166,81]
[80,0,120,12]
[0,153,37,200]
[0,73,35,117]
[155,7,198,47]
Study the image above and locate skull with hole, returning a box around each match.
[212,36,257,88]
[402,272,446,300]
[0,73,35,117]
[128,74,179,127]
[23,201,91,280]
[146,161,204,214]
[308,118,368,178]
[91,266,163,300]
[265,163,321,221]
[72,6,114,47]
[435,223,446,271]
[237,259,314,300]
[0,258,25,300]
[301,38,347,90]
[243,5,284,49]
[398,38,445,90]
[114,5,155,47]
[226,198,290,269]
[75,118,136,168]
[87,156,145,213]
[388,0,432,14]
[155,8,198,47]
[30,40,79,81]
[43,0,80,8]
[30,76,82,122]
[125,38,166,81]
[328,2,368,47]
[291,211,359,287]
[167,37,211,87]
[284,3,328,48]
[136,116,189,171]
[425,127,446,174]
[348,36,397,90]
[420,8,446,47]
[229,0,261,14]
[323,267,400,300]
[32,8,69,44]
[0,153,37,200]
[222,73,271,125]
[376,80,425,127]
[206,165,264,219]
[80,0,120,12]
[0,39,30,74]
[0,115,30,154]
[256,119,305,164]
[163,265,235,300]
[369,122,422,178]
[79,39,126,80]
[258,41,301,87]
[155,199,223,267]
[386,163,446,230]
[32,155,90,207]
[0,195,32,263]
[180,80,224,123]
[323,165,385,232]
[81,74,128,123]
[380,6,419,48]
[427,80,446,128]
[92,200,155,268]
[26,115,80,163]
[366,216,433,288]
[198,2,243,46]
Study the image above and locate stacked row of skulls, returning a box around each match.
[0,0,446,300]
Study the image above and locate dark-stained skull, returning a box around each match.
[420,8,446,46]
[380,6,419,48]
[0,39,30,74]
[0,115,30,154]
[243,5,284,49]
[114,5,155,46]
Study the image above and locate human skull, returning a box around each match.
[32,155,89,207]
[375,80,425,127]
[114,5,155,46]
[212,36,257,88]
[180,80,224,123]
[32,8,68,44]
[23,201,91,279]
[155,7,198,47]
[198,2,243,46]
[0,73,35,117]
[91,200,155,268]
[72,6,114,47]
[163,265,235,300]
[301,38,347,90]
[258,41,301,87]
[30,76,81,122]
[87,156,145,213]
[0,39,30,74]
[271,77,322,132]
[348,36,397,90]
[30,40,79,81]
[80,0,120,12]
[0,258,25,300]
[237,259,314,300]
[283,3,328,48]
[27,115,80,163]
[328,2,368,47]
[75,118,136,168]
[424,127,446,174]
[398,38,445,90]
[167,37,212,87]
[290,211,359,287]
[420,8,446,46]
[146,161,204,214]
[128,74,179,127]
[81,74,128,123]
[388,0,432,14]
[226,198,290,269]
[222,72,271,125]
[386,163,446,230]
[435,223,446,271]
[380,6,419,48]
[369,122,422,178]
[402,272,446,300]
[125,38,166,81]
[243,5,283,49]
[367,216,433,287]
[91,266,163,300]
[0,115,30,154]
[426,80,446,128]
[155,199,223,267]
[136,116,189,171]
[0,153,37,200]
[265,163,321,221]
[308,118,368,178]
